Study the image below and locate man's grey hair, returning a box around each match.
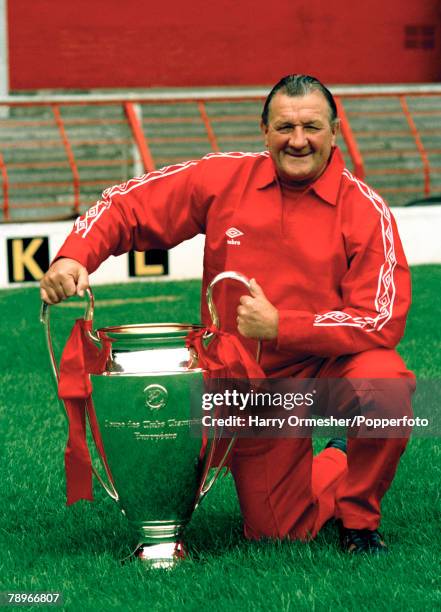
[261,74,338,126]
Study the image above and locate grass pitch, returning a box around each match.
[0,266,440,611]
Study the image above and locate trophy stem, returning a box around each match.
[120,521,188,568]
[136,520,187,543]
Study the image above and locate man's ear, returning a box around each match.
[260,120,269,147]
[331,118,340,146]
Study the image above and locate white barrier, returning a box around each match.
[0,220,204,288]
[1,206,440,289]
[392,206,441,265]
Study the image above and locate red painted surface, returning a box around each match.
[7,0,441,89]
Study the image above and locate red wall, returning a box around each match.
[7,0,441,89]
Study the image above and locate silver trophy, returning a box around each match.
[41,271,259,568]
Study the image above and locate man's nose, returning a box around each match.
[288,126,307,149]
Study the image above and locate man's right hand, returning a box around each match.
[40,258,89,304]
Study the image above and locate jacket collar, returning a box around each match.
[257,146,345,206]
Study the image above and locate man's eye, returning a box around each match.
[305,125,320,132]
[277,126,292,133]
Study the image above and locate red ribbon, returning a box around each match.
[186,325,265,379]
[58,319,111,505]
[186,325,265,468]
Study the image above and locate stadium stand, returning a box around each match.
[0,87,440,221]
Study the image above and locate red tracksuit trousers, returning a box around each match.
[224,348,415,540]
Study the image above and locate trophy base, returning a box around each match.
[124,541,187,569]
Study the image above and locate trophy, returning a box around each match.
[41,271,260,568]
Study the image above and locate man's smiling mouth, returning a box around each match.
[285,151,311,157]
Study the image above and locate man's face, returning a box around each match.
[261,90,338,186]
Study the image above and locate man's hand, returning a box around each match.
[236,278,279,340]
[40,258,89,304]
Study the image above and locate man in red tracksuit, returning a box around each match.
[40,74,415,554]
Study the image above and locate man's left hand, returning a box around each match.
[237,278,279,340]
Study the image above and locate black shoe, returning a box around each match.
[325,438,347,454]
[339,522,388,554]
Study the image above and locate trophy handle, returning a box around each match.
[205,270,261,362]
[40,291,118,501]
[82,287,101,343]
[197,437,236,503]
[197,271,262,502]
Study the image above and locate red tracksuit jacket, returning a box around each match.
[56,147,411,376]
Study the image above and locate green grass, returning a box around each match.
[1,266,440,611]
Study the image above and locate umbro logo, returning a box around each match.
[226,227,243,239]
[226,227,243,245]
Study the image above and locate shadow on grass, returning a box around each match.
[184,503,344,564]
